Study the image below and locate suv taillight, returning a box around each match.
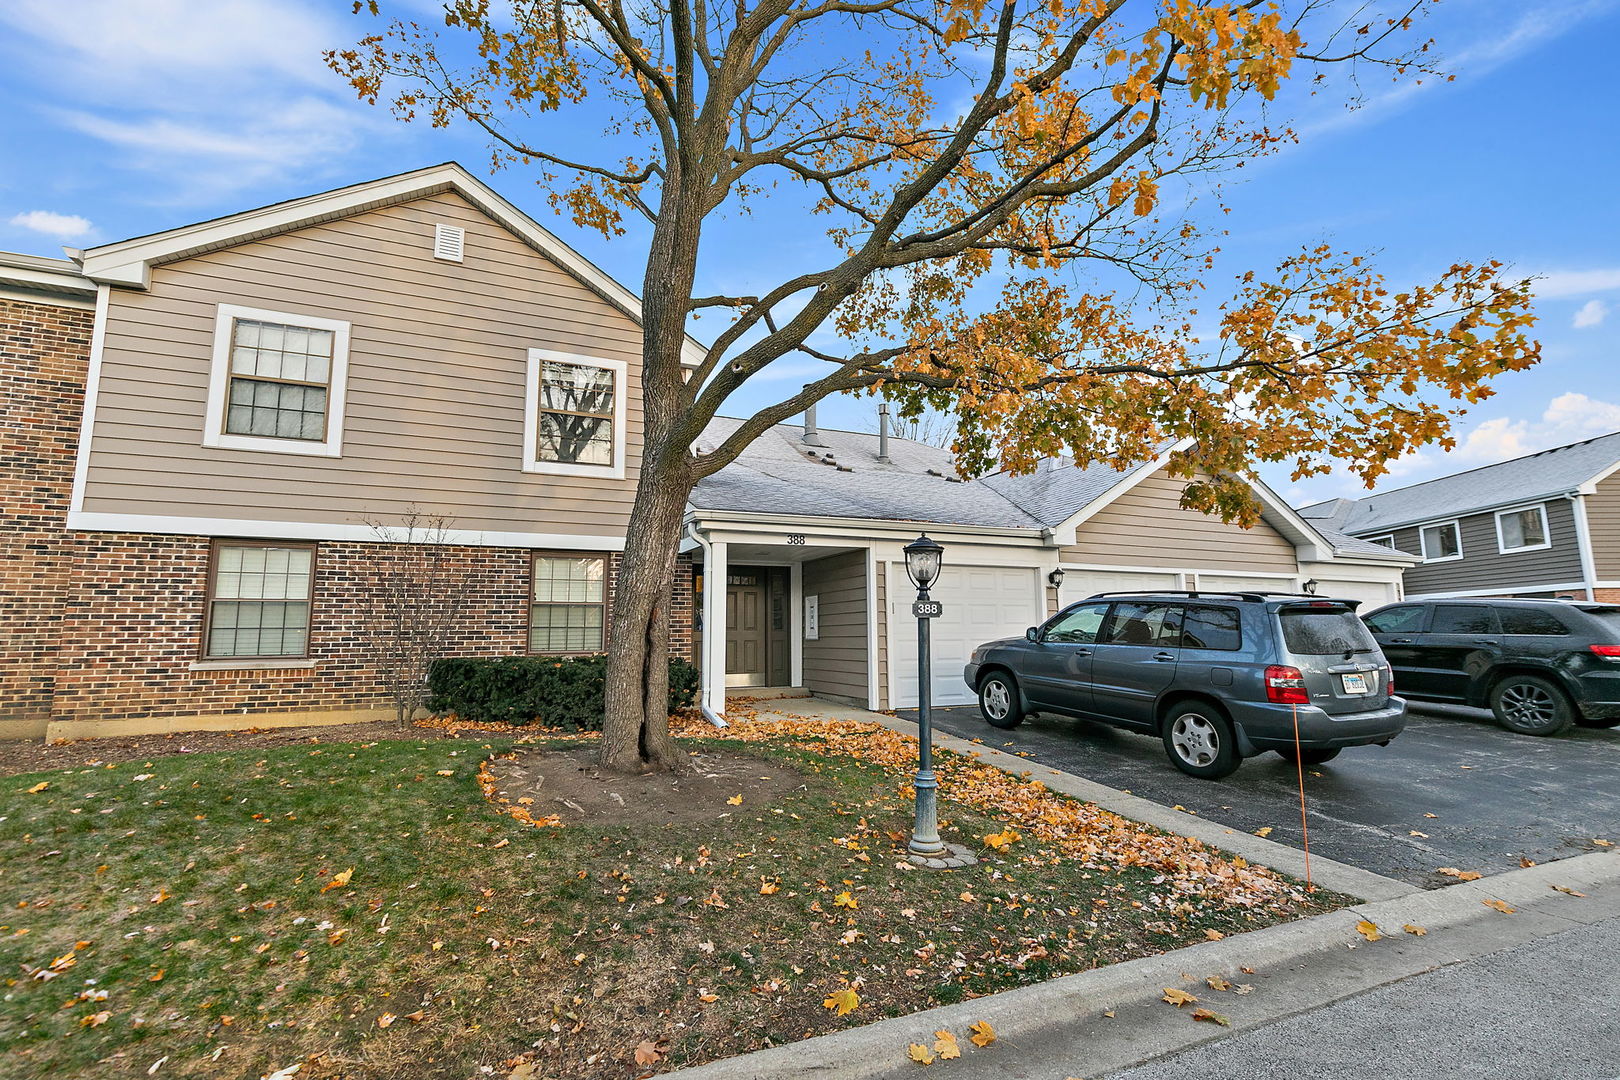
[1590,645,1620,660]
[1265,665,1310,705]
[1385,668,1395,694]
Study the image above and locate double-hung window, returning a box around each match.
[1419,521,1462,562]
[1495,504,1550,553]
[530,554,607,654]
[205,543,315,659]
[523,349,627,478]
[204,304,350,457]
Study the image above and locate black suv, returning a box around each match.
[1361,598,1620,736]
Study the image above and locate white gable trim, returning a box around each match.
[77,162,706,368]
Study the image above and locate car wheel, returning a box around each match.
[1274,746,1342,765]
[1162,702,1240,779]
[978,672,1025,730]
[1489,675,1575,736]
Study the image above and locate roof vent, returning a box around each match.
[433,223,466,262]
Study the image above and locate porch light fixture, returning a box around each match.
[904,533,944,593]
[1302,578,1319,595]
[1047,568,1066,591]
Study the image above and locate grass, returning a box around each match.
[0,729,1342,1079]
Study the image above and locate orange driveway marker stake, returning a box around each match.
[1289,702,1313,891]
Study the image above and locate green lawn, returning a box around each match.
[0,732,1338,1079]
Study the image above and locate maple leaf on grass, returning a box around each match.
[832,890,858,910]
[823,987,860,1016]
[983,828,1020,852]
[634,1040,666,1065]
[321,867,354,893]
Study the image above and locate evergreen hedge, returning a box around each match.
[425,654,701,730]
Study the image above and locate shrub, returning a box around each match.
[426,654,700,730]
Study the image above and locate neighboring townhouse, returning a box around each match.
[1298,432,1620,602]
[0,162,1412,740]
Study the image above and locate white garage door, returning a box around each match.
[1309,579,1398,608]
[891,564,1042,707]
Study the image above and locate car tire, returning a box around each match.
[1489,674,1575,736]
[1274,746,1342,766]
[1574,714,1620,729]
[978,672,1025,729]
[1162,702,1241,779]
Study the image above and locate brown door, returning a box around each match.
[725,572,768,687]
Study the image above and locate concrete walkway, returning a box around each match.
[664,697,1620,1080]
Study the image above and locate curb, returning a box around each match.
[662,849,1620,1080]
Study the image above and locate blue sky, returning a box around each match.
[2,0,1616,506]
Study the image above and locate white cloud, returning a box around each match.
[1535,268,1620,299]
[7,210,94,239]
[1573,299,1609,329]
[1450,393,1620,465]
[0,1,376,200]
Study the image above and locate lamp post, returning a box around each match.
[904,534,946,857]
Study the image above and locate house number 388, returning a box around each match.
[785,535,806,545]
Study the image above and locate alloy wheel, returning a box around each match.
[1499,682,1556,729]
[982,680,1011,721]
[1171,713,1220,767]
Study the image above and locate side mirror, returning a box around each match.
[1025,627,1039,642]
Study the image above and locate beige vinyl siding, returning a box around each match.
[1586,476,1620,579]
[801,551,869,705]
[874,560,888,709]
[1061,468,1298,573]
[82,192,645,537]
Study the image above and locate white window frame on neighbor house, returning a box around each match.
[1366,535,1397,549]
[522,348,627,479]
[1419,519,1464,563]
[1494,502,1552,555]
[202,303,351,457]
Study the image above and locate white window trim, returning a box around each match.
[1418,519,1464,563]
[203,303,351,458]
[522,348,628,480]
[1365,534,1397,550]
[1494,502,1552,555]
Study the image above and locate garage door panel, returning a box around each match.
[891,565,1040,708]
[1309,579,1396,607]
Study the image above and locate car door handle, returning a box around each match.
[1152,651,1176,662]
[1072,649,1092,658]
[1389,638,1414,644]
[1473,639,1499,646]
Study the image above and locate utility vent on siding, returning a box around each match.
[432,223,466,262]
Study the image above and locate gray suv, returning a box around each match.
[963,591,1408,779]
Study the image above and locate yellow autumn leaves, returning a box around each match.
[907,1022,995,1065]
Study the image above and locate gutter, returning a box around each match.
[683,523,729,730]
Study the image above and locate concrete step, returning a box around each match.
[728,686,811,701]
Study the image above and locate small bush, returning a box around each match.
[426,654,700,730]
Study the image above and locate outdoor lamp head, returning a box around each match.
[1303,578,1319,595]
[904,534,944,591]
[1047,568,1066,590]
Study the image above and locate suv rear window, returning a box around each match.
[1279,606,1378,655]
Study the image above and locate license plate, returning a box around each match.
[1341,672,1370,694]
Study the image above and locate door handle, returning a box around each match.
[1152,651,1176,662]
[1472,640,1499,646]
[1072,649,1092,657]
[1390,638,1414,644]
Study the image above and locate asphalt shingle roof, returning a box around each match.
[1297,432,1620,535]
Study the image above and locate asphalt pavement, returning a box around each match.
[1106,910,1620,1080]
[904,702,1620,886]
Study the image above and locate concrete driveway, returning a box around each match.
[906,702,1620,887]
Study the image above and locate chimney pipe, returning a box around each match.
[802,387,825,446]
[876,402,892,463]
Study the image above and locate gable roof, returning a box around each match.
[1298,431,1620,535]
[75,161,706,366]
[0,251,97,307]
[690,419,1410,563]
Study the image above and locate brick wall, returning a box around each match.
[0,293,699,734]
[48,534,697,727]
[0,297,92,728]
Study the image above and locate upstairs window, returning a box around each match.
[204,305,350,457]
[1419,521,1462,562]
[523,349,627,479]
[1496,504,1550,553]
[205,543,314,659]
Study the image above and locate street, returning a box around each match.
[905,702,1620,886]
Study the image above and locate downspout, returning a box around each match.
[685,523,729,729]
[1571,492,1599,600]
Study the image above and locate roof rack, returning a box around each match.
[1082,589,1357,604]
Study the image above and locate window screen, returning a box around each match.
[536,361,616,465]
[206,544,314,658]
[530,555,607,653]
[224,319,333,441]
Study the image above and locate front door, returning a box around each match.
[725,572,768,686]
